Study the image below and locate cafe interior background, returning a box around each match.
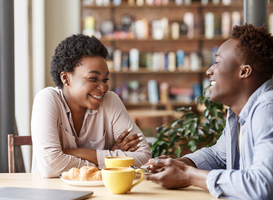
[0,0,271,173]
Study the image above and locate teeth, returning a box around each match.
[211,81,216,86]
[91,95,103,100]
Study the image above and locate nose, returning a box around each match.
[97,81,109,92]
[206,64,214,77]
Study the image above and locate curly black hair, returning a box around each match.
[231,23,273,76]
[50,34,109,87]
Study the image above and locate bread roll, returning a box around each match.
[62,166,102,181]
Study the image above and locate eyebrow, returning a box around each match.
[88,70,109,75]
[215,54,219,58]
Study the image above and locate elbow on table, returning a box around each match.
[39,165,62,178]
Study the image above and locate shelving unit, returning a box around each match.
[80,0,246,112]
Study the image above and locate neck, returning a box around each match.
[62,88,87,117]
[230,77,267,117]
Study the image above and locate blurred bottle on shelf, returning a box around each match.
[214,14,221,35]
[269,13,273,35]
[148,80,159,104]
[184,0,191,5]
[184,12,194,39]
[201,0,208,5]
[180,21,188,36]
[96,0,103,6]
[113,49,122,71]
[212,0,220,5]
[83,16,95,37]
[83,0,95,5]
[113,0,121,6]
[176,50,185,71]
[121,53,129,71]
[189,52,200,71]
[175,0,183,5]
[130,48,139,71]
[137,0,144,6]
[231,11,241,28]
[205,12,214,39]
[171,22,180,39]
[168,52,176,72]
[222,0,231,6]
[222,12,231,38]
[160,82,170,103]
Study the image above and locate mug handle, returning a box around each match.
[130,169,144,192]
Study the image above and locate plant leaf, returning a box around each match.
[175,147,182,158]
[188,140,197,152]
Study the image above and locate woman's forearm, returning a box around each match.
[63,148,98,165]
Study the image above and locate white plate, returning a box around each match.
[61,177,104,187]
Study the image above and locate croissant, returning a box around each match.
[62,166,102,181]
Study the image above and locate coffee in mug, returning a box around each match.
[105,156,134,168]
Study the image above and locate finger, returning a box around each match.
[145,172,162,182]
[153,158,174,167]
[123,137,143,149]
[117,127,132,143]
[123,133,142,143]
[128,143,141,152]
[157,155,170,159]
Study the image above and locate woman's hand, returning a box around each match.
[111,128,143,152]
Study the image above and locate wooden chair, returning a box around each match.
[7,134,32,173]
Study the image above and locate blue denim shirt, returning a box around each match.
[184,78,273,200]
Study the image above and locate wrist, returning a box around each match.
[187,167,209,190]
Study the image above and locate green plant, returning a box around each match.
[150,88,227,158]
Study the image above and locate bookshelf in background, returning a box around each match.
[80,0,273,137]
[80,0,245,112]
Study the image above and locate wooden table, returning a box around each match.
[0,173,221,200]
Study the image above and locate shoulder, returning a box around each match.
[252,90,273,111]
[100,91,126,114]
[33,87,62,106]
[35,87,60,99]
[103,91,123,105]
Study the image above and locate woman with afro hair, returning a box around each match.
[31,34,151,177]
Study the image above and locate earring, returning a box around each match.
[65,79,68,86]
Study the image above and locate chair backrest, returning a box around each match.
[7,134,32,173]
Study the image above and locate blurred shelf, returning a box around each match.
[110,67,209,74]
[100,36,229,42]
[82,2,244,9]
[124,100,196,107]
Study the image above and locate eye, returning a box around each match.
[103,78,109,83]
[88,77,97,82]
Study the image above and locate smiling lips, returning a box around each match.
[90,94,103,100]
[210,81,216,86]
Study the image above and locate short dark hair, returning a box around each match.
[231,23,273,76]
[50,34,109,87]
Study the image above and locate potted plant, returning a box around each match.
[150,88,227,158]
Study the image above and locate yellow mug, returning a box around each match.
[105,156,134,168]
[102,167,144,194]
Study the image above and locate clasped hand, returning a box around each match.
[111,128,143,152]
[142,157,191,189]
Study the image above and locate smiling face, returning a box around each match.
[206,39,243,106]
[62,56,109,113]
